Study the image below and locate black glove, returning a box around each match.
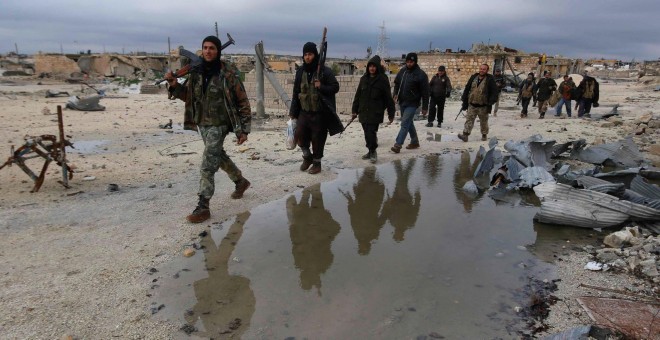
[461,103,468,111]
[593,102,599,108]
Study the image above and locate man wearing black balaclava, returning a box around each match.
[166,36,252,223]
[289,41,341,174]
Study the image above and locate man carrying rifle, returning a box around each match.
[289,40,341,174]
[518,72,535,118]
[457,64,498,142]
[165,36,251,223]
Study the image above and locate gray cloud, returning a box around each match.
[1,0,658,60]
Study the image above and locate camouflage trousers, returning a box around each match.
[463,105,489,136]
[198,125,242,199]
[537,99,549,116]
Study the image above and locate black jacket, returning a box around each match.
[534,77,557,101]
[461,73,498,108]
[351,55,396,124]
[393,64,430,111]
[429,73,452,99]
[576,75,600,104]
[289,64,343,135]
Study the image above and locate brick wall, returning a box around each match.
[244,72,396,115]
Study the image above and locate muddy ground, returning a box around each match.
[0,75,658,339]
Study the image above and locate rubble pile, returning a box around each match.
[584,226,660,284]
[629,112,660,157]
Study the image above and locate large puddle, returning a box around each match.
[149,152,599,339]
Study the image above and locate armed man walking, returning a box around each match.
[518,72,535,118]
[576,70,600,118]
[426,65,452,128]
[351,55,396,163]
[289,40,342,174]
[534,70,557,119]
[165,36,251,223]
[391,53,429,153]
[457,64,498,142]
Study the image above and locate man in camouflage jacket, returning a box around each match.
[166,36,251,223]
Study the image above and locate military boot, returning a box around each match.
[457,133,468,142]
[231,177,250,199]
[369,150,377,164]
[300,157,313,171]
[481,134,488,141]
[308,161,322,174]
[187,196,210,223]
[361,151,371,160]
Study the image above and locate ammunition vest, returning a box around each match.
[191,73,231,127]
[298,72,320,112]
[468,76,488,106]
[583,79,595,99]
[521,82,534,98]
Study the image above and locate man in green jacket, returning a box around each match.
[351,55,395,163]
[458,64,498,142]
[166,36,251,223]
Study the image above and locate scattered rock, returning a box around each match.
[179,324,197,335]
[82,176,96,181]
[183,249,195,257]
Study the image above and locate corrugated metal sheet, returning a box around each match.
[504,135,556,168]
[474,147,497,178]
[505,157,526,181]
[533,183,660,228]
[529,140,555,170]
[518,167,555,188]
[571,138,645,168]
[622,190,660,210]
[504,140,532,167]
[640,167,660,180]
[576,176,625,196]
[636,220,660,235]
[631,175,660,199]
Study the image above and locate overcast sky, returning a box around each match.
[1,0,658,61]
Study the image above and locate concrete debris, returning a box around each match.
[462,180,479,196]
[66,95,105,111]
[603,226,640,247]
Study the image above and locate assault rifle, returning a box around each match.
[315,27,327,81]
[155,33,236,85]
[454,108,465,121]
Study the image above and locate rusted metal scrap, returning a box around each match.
[0,105,74,192]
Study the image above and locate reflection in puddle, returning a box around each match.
[185,212,255,337]
[151,153,599,338]
[426,131,462,142]
[287,184,341,293]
